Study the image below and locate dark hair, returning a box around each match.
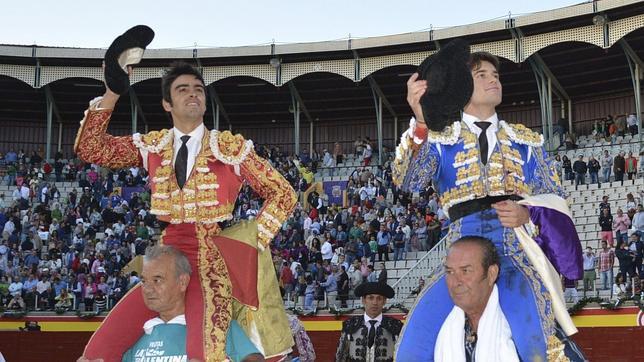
[449,235,500,273]
[161,61,205,105]
[468,51,500,73]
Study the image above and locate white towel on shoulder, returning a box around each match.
[434,285,519,362]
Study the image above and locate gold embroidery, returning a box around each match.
[148,130,231,225]
[392,135,415,187]
[212,130,253,165]
[501,121,544,147]
[427,122,461,145]
[197,224,232,362]
[546,335,570,362]
[505,229,555,340]
[74,109,141,169]
[240,151,297,247]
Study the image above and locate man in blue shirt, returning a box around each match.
[319,267,338,309]
[376,224,391,262]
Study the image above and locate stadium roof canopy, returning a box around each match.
[0,0,643,156]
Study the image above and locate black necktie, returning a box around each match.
[175,135,190,189]
[367,320,377,348]
[475,122,491,165]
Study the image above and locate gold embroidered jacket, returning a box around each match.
[74,103,296,247]
[392,119,562,215]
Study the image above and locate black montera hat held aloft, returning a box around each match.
[104,25,155,95]
[417,38,474,132]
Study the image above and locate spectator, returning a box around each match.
[587,156,600,185]
[564,132,577,150]
[7,291,26,310]
[613,273,627,299]
[83,275,97,311]
[599,195,612,216]
[333,142,344,165]
[376,224,391,262]
[280,261,295,302]
[361,140,372,166]
[319,267,338,308]
[320,237,333,263]
[598,240,615,291]
[632,204,644,235]
[55,288,73,310]
[553,118,568,146]
[21,274,37,308]
[572,155,587,186]
[629,233,644,277]
[600,151,613,183]
[348,259,363,296]
[615,242,635,282]
[615,115,627,137]
[338,265,349,308]
[614,151,626,182]
[301,275,316,311]
[36,275,53,310]
[627,113,638,136]
[613,208,631,247]
[366,264,377,283]
[8,276,23,298]
[562,155,573,181]
[582,247,596,295]
[377,262,388,285]
[625,151,638,180]
[392,225,406,261]
[562,277,579,304]
[626,193,639,219]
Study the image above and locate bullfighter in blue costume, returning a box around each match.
[392,40,585,361]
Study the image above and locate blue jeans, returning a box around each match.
[616,232,628,246]
[394,246,405,261]
[601,269,613,290]
[602,167,611,183]
[590,172,598,184]
[575,173,585,186]
[304,293,314,310]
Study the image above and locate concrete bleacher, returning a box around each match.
[285,252,427,310]
[564,176,643,299]
[556,134,641,161]
[313,153,379,182]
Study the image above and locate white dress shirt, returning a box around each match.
[138,123,205,174]
[172,124,205,179]
[462,112,499,163]
[363,313,383,330]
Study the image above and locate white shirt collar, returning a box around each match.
[462,112,499,134]
[173,123,205,146]
[363,313,383,326]
[143,314,186,335]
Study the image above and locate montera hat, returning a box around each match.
[354,282,395,299]
[104,25,155,95]
[417,38,474,132]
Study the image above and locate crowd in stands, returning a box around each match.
[555,113,639,151]
[0,137,450,313]
[248,139,448,310]
[0,150,153,313]
[554,149,642,187]
[564,190,644,303]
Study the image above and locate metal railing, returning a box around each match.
[389,236,449,308]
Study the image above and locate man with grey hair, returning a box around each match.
[80,245,263,362]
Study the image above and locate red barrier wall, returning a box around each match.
[1,327,643,361]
